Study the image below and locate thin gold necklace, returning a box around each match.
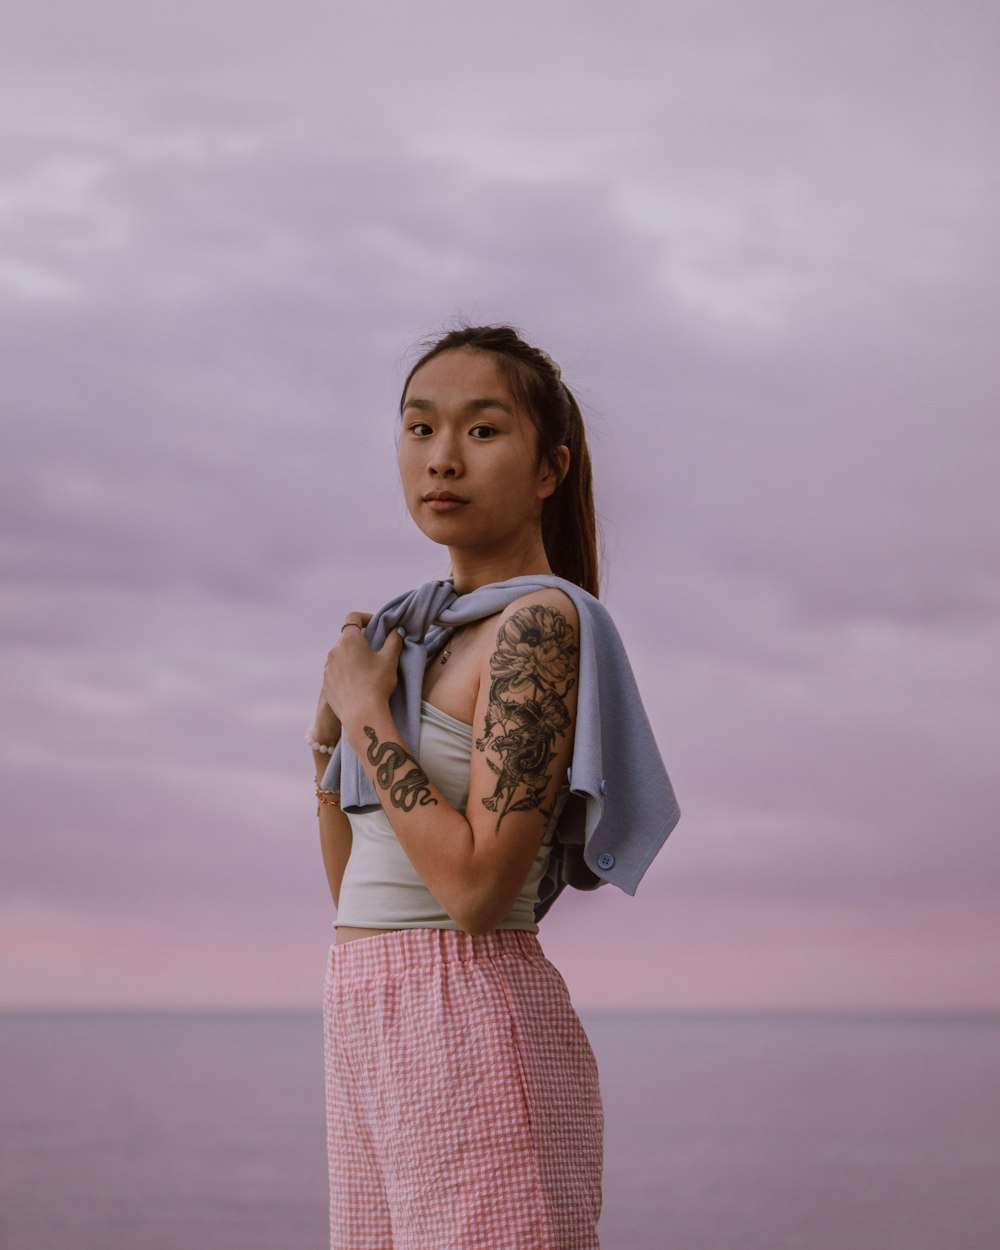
[438,625,468,666]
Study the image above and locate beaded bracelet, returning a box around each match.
[306,730,336,754]
[315,785,341,817]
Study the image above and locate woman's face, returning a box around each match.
[397,348,563,556]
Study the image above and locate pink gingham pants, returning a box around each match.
[322,926,604,1249]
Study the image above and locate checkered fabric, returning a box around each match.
[323,926,604,1249]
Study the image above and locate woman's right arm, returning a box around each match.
[311,676,350,907]
[313,746,352,908]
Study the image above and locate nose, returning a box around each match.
[427,436,462,479]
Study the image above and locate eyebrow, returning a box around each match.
[402,396,514,415]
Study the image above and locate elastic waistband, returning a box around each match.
[328,926,545,980]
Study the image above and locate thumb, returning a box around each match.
[380,626,406,656]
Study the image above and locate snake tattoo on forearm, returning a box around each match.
[363,727,438,812]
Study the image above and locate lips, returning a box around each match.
[422,491,469,513]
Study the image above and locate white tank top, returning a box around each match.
[334,700,565,934]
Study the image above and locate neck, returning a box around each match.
[447,536,554,595]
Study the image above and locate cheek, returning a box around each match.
[492,437,531,479]
[396,443,417,491]
[509,433,545,486]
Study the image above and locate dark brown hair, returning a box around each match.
[399,324,600,598]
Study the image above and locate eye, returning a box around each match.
[407,421,433,437]
[469,424,497,440]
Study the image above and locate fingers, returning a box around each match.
[340,611,375,636]
[378,625,405,655]
[324,618,402,718]
[333,617,402,672]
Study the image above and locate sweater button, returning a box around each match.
[599,779,609,796]
[597,852,615,870]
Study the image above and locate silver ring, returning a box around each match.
[341,621,364,633]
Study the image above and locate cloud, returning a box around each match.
[2,0,997,1007]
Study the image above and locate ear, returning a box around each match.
[538,444,570,500]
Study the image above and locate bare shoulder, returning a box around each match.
[494,585,580,640]
[482,586,581,706]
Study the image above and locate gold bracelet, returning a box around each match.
[315,785,341,817]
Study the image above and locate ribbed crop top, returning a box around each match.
[334,700,566,934]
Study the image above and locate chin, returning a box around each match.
[413,515,465,546]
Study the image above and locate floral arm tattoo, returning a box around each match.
[475,604,578,834]
[363,726,438,812]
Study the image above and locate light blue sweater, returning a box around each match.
[321,574,681,922]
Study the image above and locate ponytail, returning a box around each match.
[400,324,601,598]
[541,384,598,597]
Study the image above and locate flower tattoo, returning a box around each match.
[475,604,577,833]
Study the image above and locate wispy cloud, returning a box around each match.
[2,0,997,1008]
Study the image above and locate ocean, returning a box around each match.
[1,1009,997,1249]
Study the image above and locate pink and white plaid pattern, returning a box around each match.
[323,926,604,1249]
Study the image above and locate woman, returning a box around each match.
[307,324,680,1250]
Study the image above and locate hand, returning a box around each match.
[322,612,404,732]
[310,612,374,745]
[309,687,341,748]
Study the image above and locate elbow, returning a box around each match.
[450,890,511,936]
[456,917,497,937]
[444,849,517,934]
[457,915,497,936]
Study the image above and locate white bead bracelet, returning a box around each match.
[305,730,336,754]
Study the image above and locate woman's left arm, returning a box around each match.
[326,589,579,933]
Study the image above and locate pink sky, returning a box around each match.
[2,0,998,1011]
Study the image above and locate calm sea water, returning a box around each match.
[1,1009,998,1250]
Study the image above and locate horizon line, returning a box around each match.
[2,1004,998,1021]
